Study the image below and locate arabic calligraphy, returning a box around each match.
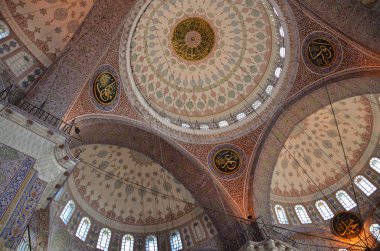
[307,38,335,67]
[331,212,363,239]
[93,72,117,105]
[172,17,215,61]
[214,149,240,174]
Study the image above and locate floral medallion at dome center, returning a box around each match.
[128,0,278,123]
[172,17,215,61]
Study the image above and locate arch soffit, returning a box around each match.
[247,68,380,222]
[68,114,242,241]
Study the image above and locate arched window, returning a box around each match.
[294,205,312,224]
[370,157,380,174]
[145,235,158,251]
[274,205,289,224]
[370,224,380,242]
[0,21,10,40]
[76,217,91,241]
[97,228,111,251]
[60,200,75,224]
[191,220,206,241]
[354,175,377,196]
[170,230,183,251]
[121,234,134,251]
[336,190,357,210]
[315,200,334,220]
[16,238,29,251]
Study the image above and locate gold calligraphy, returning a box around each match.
[332,212,363,240]
[214,149,241,174]
[307,39,335,67]
[93,72,117,105]
[172,17,215,61]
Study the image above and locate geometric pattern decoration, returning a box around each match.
[207,144,246,179]
[2,0,95,60]
[302,31,343,74]
[271,96,374,198]
[89,65,120,112]
[70,144,197,226]
[0,172,46,249]
[0,157,34,219]
[125,0,282,128]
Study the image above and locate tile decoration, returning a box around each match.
[0,172,46,249]
[0,157,34,219]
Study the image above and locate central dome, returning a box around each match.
[121,0,293,142]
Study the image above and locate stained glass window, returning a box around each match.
[145,235,158,251]
[336,190,357,210]
[370,224,380,242]
[76,217,91,241]
[294,205,312,224]
[97,228,111,251]
[170,230,183,251]
[354,175,377,196]
[0,21,10,40]
[370,157,380,174]
[60,200,75,224]
[192,220,206,241]
[274,205,289,224]
[121,234,134,251]
[315,200,334,220]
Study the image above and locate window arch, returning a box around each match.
[121,234,134,251]
[170,230,183,251]
[191,220,206,241]
[76,217,91,241]
[315,200,334,220]
[370,157,380,174]
[370,224,380,242]
[60,200,75,224]
[336,190,357,210]
[274,205,289,224]
[294,205,312,224]
[145,235,158,251]
[0,21,10,40]
[97,228,111,251]
[354,175,377,196]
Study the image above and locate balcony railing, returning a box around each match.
[0,85,73,134]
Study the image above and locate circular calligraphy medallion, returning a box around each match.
[172,17,215,61]
[90,65,120,111]
[302,32,342,75]
[213,149,241,174]
[93,72,117,105]
[331,212,363,240]
[307,38,335,67]
[208,144,246,179]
